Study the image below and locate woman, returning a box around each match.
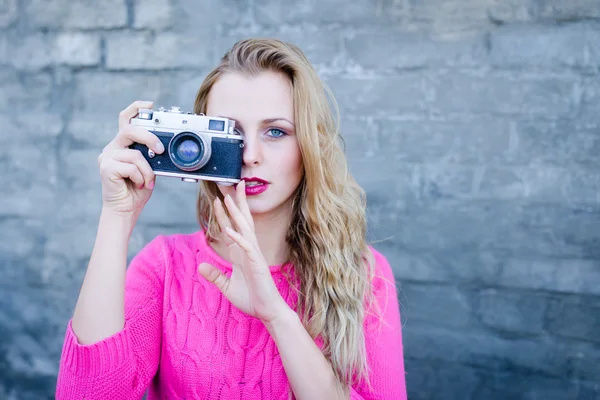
[56,38,406,400]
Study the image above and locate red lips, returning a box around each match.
[242,177,268,184]
[240,177,269,196]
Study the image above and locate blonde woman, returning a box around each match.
[56,38,406,400]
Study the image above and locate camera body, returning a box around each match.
[130,106,244,185]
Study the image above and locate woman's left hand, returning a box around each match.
[197,180,290,324]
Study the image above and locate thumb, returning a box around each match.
[198,263,230,294]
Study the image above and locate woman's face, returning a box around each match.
[206,71,303,217]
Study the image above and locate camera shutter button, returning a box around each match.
[148,149,156,158]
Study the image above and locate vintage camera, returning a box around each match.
[130,106,244,185]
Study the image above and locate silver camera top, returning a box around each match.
[133,106,238,138]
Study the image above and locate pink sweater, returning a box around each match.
[56,230,406,399]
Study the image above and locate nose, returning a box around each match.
[242,134,261,166]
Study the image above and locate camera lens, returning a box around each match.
[176,139,200,163]
[168,132,211,171]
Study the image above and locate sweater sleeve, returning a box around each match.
[349,249,407,400]
[55,235,167,400]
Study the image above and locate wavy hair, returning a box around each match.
[194,38,376,391]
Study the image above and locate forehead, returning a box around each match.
[206,71,294,122]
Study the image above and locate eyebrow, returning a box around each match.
[217,116,295,129]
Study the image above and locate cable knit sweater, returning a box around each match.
[56,230,406,399]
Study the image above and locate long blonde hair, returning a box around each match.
[194,38,376,390]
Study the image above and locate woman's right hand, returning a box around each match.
[98,100,165,216]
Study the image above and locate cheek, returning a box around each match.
[278,148,303,181]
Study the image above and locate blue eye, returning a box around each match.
[267,128,286,138]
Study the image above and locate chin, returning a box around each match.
[246,200,277,216]
[246,195,294,217]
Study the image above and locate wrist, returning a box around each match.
[263,304,300,336]
[99,207,138,236]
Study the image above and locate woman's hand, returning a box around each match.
[98,100,165,217]
[197,181,290,324]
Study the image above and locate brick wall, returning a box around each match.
[1,0,599,399]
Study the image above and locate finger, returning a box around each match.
[235,181,254,228]
[110,125,165,154]
[198,263,231,295]
[214,197,235,245]
[224,194,252,236]
[225,227,262,265]
[109,148,155,189]
[118,100,154,131]
[100,158,145,189]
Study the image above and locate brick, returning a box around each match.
[68,72,165,146]
[512,120,600,167]
[25,0,127,29]
[405,0,491,31]
[376,200,520,251]
[325,74,431,117]
[536,0,600,22]
[473,165,600,204]
[137,175,200,225]
[383,200,600,258]
[487,0,536,23]
[488,0,600,23]
[215,26,342,71]
[381,246,503,284]
[473,288,547,334]
[9,34,54,71]
[0,218,44,258]
[51,148,106,224]
[430,71,577,118]
[403,325,571,377]
[400,283,472,329]
[0,70,53,113]
[340,116,379,160]
[498,257,600,296]
[545,296,600,343]
[1,112,63,142]
[133,0,174,29]
[55,33,102,67]
[346,30,486,71]
[579,382,600,399]
[474,369,581,400]
[369,117,513,165]
[69,71,198,148]
[254,0,387,25]
[8,33,102,70]
[255,0,490,28]
[52,187,103,228]
[561,339,600,382]
[516,204,600,258]
[0,137,57,218]
[60,148,101,191]
[488,23,600,69]
[0,0,18,28]
[405,359,479,400]
[44,219,102,265]
[580,76,600,123]
[105,32,212,70]
[178,0,248,31]
[0,34,7,66]
[0,286,65,377]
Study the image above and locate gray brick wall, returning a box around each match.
[1,0,599,399]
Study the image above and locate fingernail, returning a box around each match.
[156,141,165,153]
[147,181,154,190]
